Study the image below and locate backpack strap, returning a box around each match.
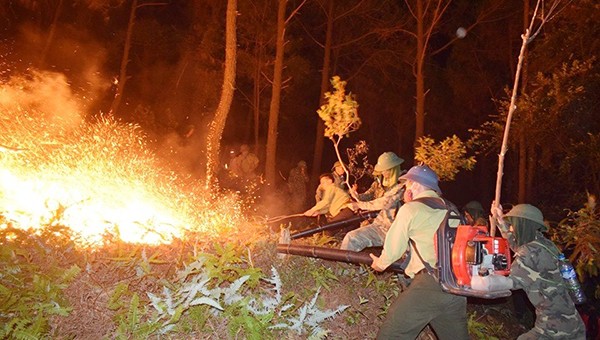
[408,197,454,278]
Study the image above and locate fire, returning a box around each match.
[1,72,244,246]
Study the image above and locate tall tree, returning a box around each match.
[310,0,334,188]
[109,0,138,115]
[264,0,307,185]
[205,0,237,187]
[39,0,64,68]
[107,0,167,116]
[237,0,274,151]
[411,0,452,145]
[264,0,287,185]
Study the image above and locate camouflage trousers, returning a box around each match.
[340,222,387,251]
[517,322,585,340]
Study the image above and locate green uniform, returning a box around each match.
[287,165,308,212]
[509,235,585,339]
[340,183,403,251]
[376,190,468,340]
[308,184,351,218]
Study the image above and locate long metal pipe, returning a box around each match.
[290,210,379,239]
[276,243,406,273]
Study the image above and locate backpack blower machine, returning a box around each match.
[277,199,513,300]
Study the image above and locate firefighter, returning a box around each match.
[315,160,350,201]
[287,160,309,212]
[304,173,354,223]
[462,200,488,226]
[230,144,259,179]
[341,152,405,252]
[369,165,469,340]
[472,204,586,339]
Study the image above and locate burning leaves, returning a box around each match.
[0,73,245,246]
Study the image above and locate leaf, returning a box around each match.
[189,297,223,310]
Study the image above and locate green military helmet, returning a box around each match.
[505,204,547,231]
[374,152,404,172]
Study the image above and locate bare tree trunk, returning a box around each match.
[414,0,426,145]
[39,0,64,68]
[265,0,287,185]
[518,0,530,203]
[205,0,237,187]
[526,144,535,202]
[253,41,263,150]
[109,0,137,115]
[311,0,334,188]
[518,133,527,203]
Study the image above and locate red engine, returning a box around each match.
[451,225,511,286]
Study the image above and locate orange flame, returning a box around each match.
[1,72,244,246]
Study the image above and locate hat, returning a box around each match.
[298,160,307,167]
[400,165,441,193]
[505,204,547,231]
[331,161,343,170]
[463,201,484,213]
[374,152,404,172]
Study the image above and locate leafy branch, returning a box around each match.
[317,76,361,190]
[414,135,476,182]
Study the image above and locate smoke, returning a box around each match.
[10,21,111,110]
[0,70,82,131]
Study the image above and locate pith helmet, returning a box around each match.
[374,152,404,172]
[399,165,441,193]
[331,161,343,170]
[463,201,484,213]
[298,160,307,167]
[505,204,547,231]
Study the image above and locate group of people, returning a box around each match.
[296,151,586,339]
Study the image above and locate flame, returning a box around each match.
[1,73,244,246]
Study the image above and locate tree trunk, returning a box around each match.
[518,132,527,203]
[414,0,426,146]
[311,0,334,188]
[205,0,238,187]
[526,144,535,202]
[253,39,266,151]
[518,0,534,203]
[264,0,287,185]
[109,0,138,115]
[39,0,64,68]
[517,0,530,203]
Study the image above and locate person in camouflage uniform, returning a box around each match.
[287,160,309,212]
[462,200,488,226]
[473,204,586,339]
[341,152,405,251]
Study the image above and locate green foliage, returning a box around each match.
[0,226,80,340]
[113,292,161,340]
[310,265,339,291]
[415,135,476,181]
[551,194,600,297]
[317,76,361,140]
[467,312,506,340]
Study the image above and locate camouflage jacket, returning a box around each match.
[510,235,585,339]
[355,183,404,230]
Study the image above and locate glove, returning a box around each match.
[471,274,513,292]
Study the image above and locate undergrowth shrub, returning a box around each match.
[0,224,80,339]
